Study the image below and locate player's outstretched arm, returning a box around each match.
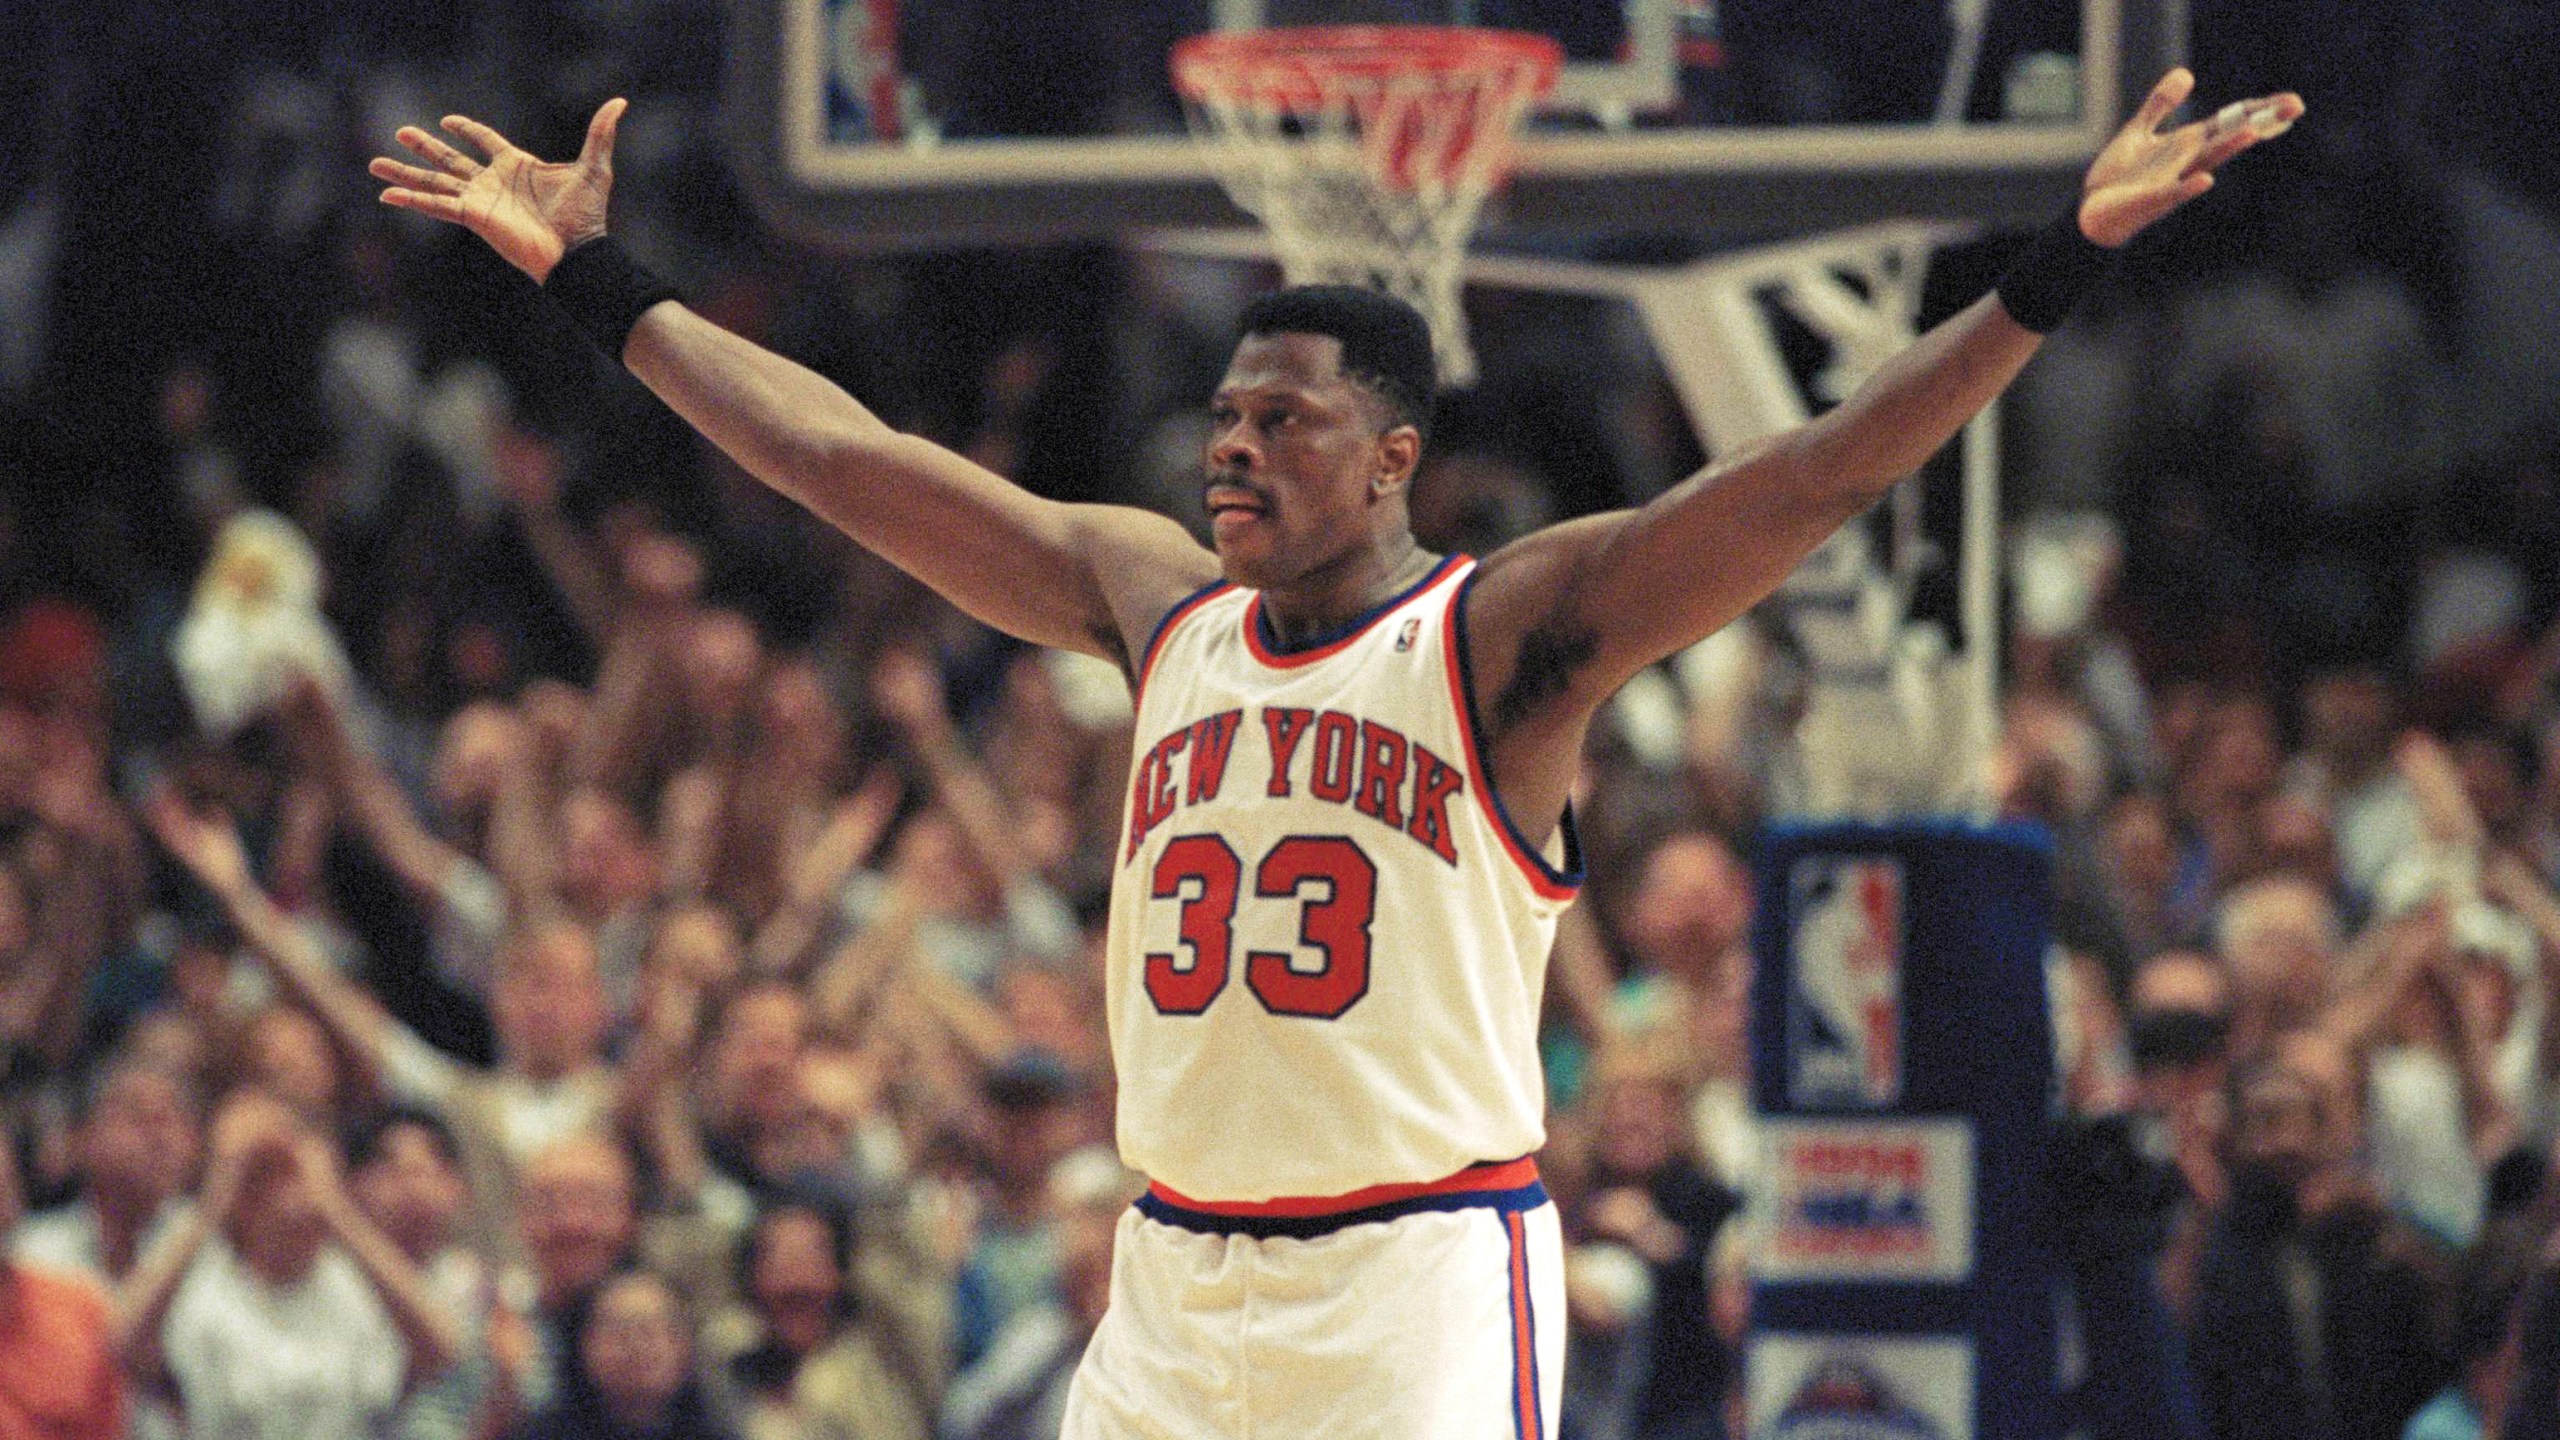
[371,101,1218,666]
[1467,69,2301,719]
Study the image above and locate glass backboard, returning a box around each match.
[727,0,2183,247]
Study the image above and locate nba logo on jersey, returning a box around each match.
[1784,856,1905,1109]
[1394,616,1422,651]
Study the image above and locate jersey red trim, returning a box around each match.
[1438,573,1583,903]
[1240,554,1465,670]
[1132,579,1237,707]
[1146,1156,1539,1219]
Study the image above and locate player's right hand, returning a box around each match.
[370,99,627,282]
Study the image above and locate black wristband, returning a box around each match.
[1993,208,2115,334]
[542,236,681,361]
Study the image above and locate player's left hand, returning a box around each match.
[2078,68,2303,248]
[370,100,626,282]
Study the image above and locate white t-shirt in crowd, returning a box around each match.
[2367,1046,2486,1250]
[162,1239,407,1440]
[376,1022,616,1169]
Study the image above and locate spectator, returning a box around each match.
[2187,1044,2454,1440]
[545,791,664,1016]
[2363,903,2535,1248]
[855,652,1079,993]
[2050,1108,2204,1440]
[2286,669,2426,908]
[939,1148,1140,1440]
[513,1268,735,1440]
[237,1003,353,1127]
[1609,829,1757,1188]
[13,1055,201,1285]
[1561,1043,1742,1440]
[280,674,533,1012]
[509,1132,643,1410]
[2126,950,2238,1313]
[2250,794,2347,903]
[0,703,133,1078]
[698,981,812,1195]
[703,1192,938,1440]
[348,1107,503,1440]
[389,917,624,1168]
[116,1092,463,1440]
[949,1053,1083,1371]
[2499,1229,2560,1440]
[2099,791,2190,962]
[2212,877,2340,1059]
[2401,1229,2534,1440]
[0,1115,123,1440]
[143,787,622,1195]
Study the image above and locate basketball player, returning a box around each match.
[371,68,2300,1439]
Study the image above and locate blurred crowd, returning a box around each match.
[5,4,2560,1440]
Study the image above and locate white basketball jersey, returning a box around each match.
[1105,555,1581,1203]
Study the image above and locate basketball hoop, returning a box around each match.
[1172,26,1563,387]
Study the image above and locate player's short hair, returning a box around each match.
[1240,285,1436,444]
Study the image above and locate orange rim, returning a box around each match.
[1171,25,1565,107]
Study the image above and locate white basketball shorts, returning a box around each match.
[1061,1159,1565,1440]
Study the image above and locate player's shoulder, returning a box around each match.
[1068,506,1215,581]
[1465,510,1636,636]
[1066,503,1226,673]
[1473,510,1631,586]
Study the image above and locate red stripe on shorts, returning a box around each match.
[1507,1209,1542,1440]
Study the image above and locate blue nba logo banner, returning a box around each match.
[1785,857,1905,1109]
[1749,820,2055,1440]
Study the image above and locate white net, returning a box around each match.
[1174,28,1561,387]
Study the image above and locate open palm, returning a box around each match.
[2079,69,2304,248]
[370,100,628,282]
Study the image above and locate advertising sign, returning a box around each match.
[1747,1334,1974,1440]
[1755,1118,1974,1284]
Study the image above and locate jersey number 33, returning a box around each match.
[1144,833,1376,1020]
